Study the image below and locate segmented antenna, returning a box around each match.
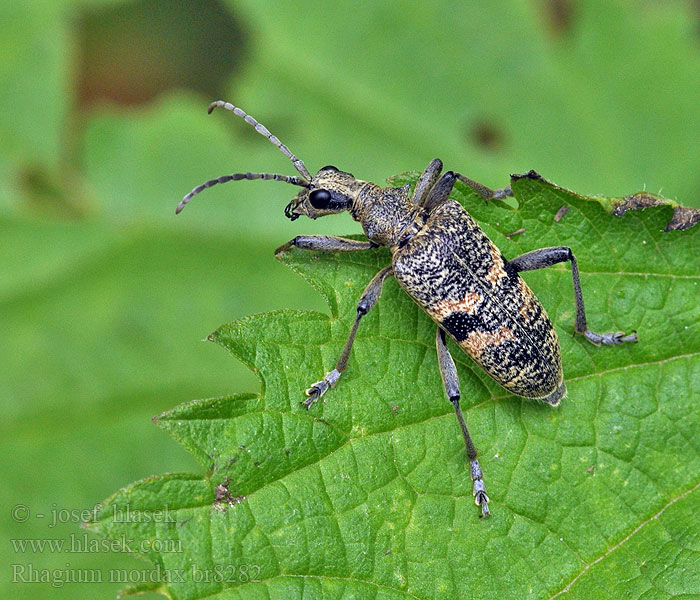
[176,172,310,214]
[175,101,314,214]
[208,100,312,180]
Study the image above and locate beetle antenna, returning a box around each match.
[176,172,310,214]
[208,100,312,181]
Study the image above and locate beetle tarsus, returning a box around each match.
[302,385,324,408]
[582,329,638,346]
[470,459,490,518]
[476,491,490,518]
[302,369,341,408]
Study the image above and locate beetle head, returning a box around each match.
[176,102,366,220]
[284,165,361,221]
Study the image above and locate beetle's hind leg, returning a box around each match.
[303,266,393,408]
[412,159,443,206]
[507,246,638,346]
[454,173,513,202]
[436,328,490,517]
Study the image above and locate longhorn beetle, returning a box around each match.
[178,101,637,517]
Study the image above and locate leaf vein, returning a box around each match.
[547,479,700,599]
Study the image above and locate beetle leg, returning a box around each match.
[303,266,393,407]
[422,171,514,214]
[436,328,490,517]
[413,159,443,206]
[455,174,513,202]
[275,235,377,255]
[422,171,458,212]
[507,246,638,345]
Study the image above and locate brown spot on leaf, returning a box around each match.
[505,227,526,240]
[668,206,700,231]
[213,477,246,511]
[554,205,569,222]
[612,193,663,214]
[613,193,700,231]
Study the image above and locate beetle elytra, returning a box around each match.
[178,101,637,517]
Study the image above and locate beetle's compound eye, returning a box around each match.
[320,165,339,172]
[309,189,332,209]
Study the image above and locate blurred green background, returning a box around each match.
[2,1,699,598]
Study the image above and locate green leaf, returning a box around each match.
[88,174,700,599]
[6,3,700,600]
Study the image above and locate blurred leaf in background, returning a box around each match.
[1,0,698,598]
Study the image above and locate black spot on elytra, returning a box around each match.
[503,260,519,282]
[442,312,486,342]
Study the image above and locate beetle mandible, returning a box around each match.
[178,101,638,517]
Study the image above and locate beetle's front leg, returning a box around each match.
[275,235,377,255]
[507,246,638,345]
[303,266,393,407]
[436,328,490,517]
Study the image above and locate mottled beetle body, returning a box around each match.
[392,199,565,404]
[179,101,637,517]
